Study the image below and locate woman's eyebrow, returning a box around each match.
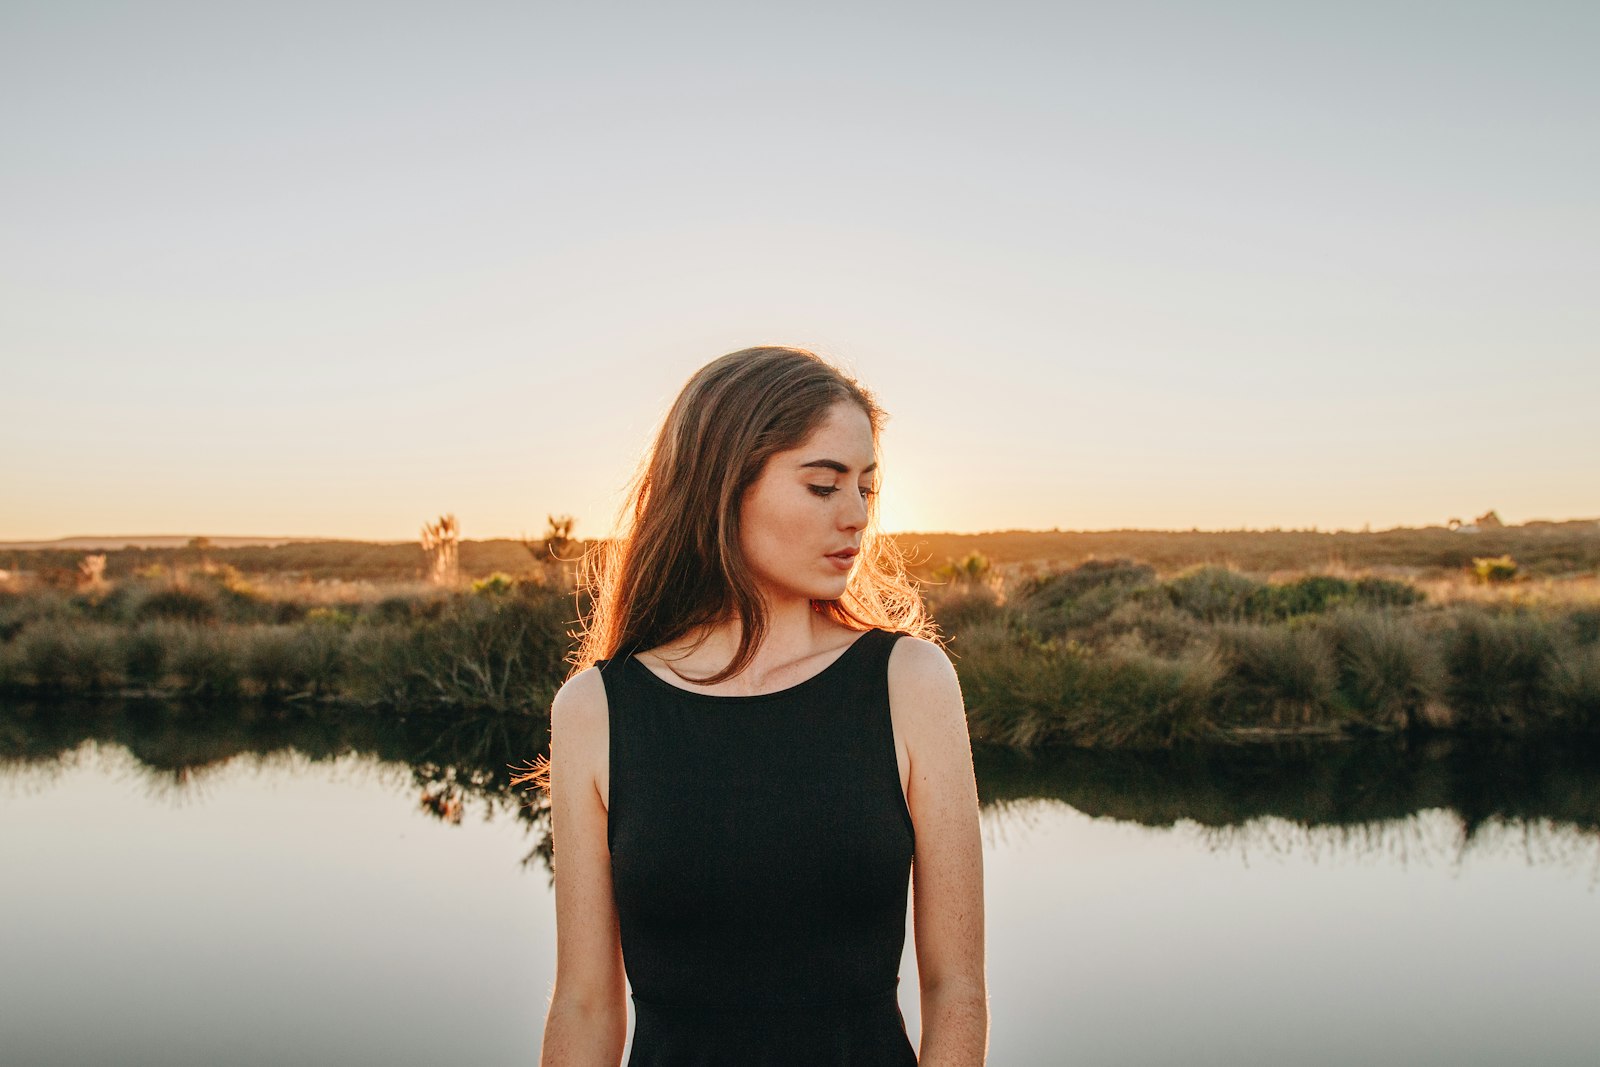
[799,459,878,475]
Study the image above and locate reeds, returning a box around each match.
[923,557,1600,749]
[5,557,1598,748]
[0,572,579,712]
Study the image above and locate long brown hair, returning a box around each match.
[516,345,934,793]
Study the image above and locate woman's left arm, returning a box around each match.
[889,636,988,1066]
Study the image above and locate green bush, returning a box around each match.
[17,620,74,690]
[951,624,1221,749]
[928,585,1011,640]
[400,586,577,711]
[1016,558,1158,637]
[121,621,177,687]
[1443,610,1558,728]
[0,638,24,691]
[1473,555,1519,583]
[1165,565,1262,622]
[471,572,517,596]
[0,588,75,641]
[342,623,419,706]
[242,625,302,698]
[9,619,125,692]
[1212,622,1339,726]
[288,622,347,698]
[1566,608,1600,646]
[166,624,247,699]
[1550,641,1600,729]
[135,585,219,624]
[1322,609,1444,729]
[1353,576,1426,609]
[68,623,125,692]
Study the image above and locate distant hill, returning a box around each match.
[3,519,1598,582]
[0,535,398,551]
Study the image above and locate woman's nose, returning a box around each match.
[842,490,868,528]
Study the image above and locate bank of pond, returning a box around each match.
[2,558,1598,749]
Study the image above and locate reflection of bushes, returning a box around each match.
[974,735,1600,837]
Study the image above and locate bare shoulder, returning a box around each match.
[550,666,609,799]
[886,635,967,745]
[552,665,608,734]
[887,634,961,697]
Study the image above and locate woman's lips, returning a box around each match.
[825,550,857,570]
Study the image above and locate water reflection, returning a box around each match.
[5,698,1599,874]
[0,698,555,872]
[976,736,1600,868]
[6,700,1600,1066]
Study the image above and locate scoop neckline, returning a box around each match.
[625,627,881,703]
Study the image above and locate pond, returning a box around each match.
[2,701,1596,1066]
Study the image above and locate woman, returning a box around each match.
[529,346,987,1065]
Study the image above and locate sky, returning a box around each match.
[4,0,1596,542]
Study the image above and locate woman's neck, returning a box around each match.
[654,598,853,681]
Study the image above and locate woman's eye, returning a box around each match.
[809,485,877,499]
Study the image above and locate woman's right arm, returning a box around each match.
[540,667,628,1066]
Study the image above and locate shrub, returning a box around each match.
[0,639,24,691]
[930,552,992,585]
[288,622,347,697]
[243,625,302,698]
[1248,574,1360,619]
[1443,610,1558,728]
[67,623,125,692]
[1473,555,1518,583]
[304,606,356,630]
[928,585,1011,640]
[370,594,424,624]
[166,624,246,699]
[1016,558,1158,637]
[1322,609,1444,729]
[135,585,219,623]
[953,623,1222,749]
[1566,608,1600,647]
[1212,622,1339,726]
[471,572,517,596]
[1165,565,1262,622]
[1353,576,1426,609]
[1085,599,1208,657]
[17,620,74,690]
[121,622,177,687]
[0,589,75,641]
[343,623,419,706]
[405,586,576,711]
[1243,574,1425,621]
[1550,641,1600,729]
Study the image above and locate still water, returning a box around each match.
[1,701,1596,1066]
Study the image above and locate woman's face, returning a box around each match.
[737,400,877,606]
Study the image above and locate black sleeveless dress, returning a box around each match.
[597,626,919,1066]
